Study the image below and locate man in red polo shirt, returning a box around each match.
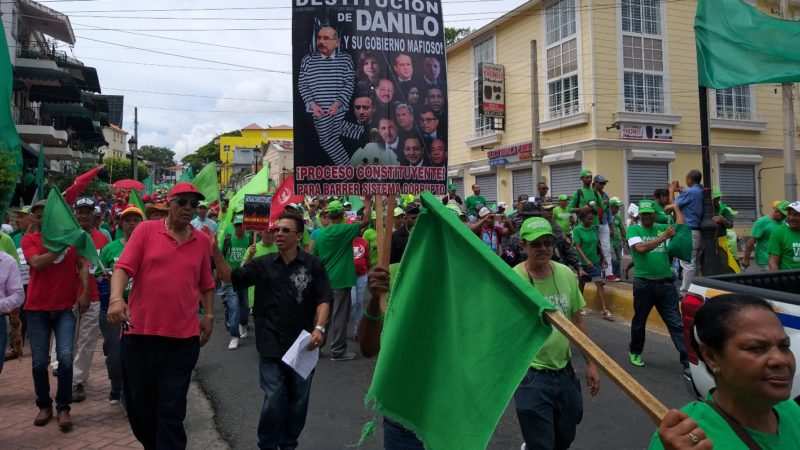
[108,182,215,450]
[22,201,89,431]
[69,197,109,403]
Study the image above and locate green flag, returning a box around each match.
[143,177,154,195]
[41,189,103,270]
[695,0,800,89]
[192,163,220,204]
[0,19,22,220]
[179,167,194,182]
[128,189,145,215]
[366,192,555,450]
[216,165,270,243]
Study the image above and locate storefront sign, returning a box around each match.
[479,63,505,118]
[487,142,532,166]
[621,125,673,141]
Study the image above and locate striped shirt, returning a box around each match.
[298,51,355,111]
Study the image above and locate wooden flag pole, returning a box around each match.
[544,310,669,423]
[374,195,395,312]
[375,196,386,266]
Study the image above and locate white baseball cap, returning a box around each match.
[788,201,800,213]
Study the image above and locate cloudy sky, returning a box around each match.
[48,0,527,160]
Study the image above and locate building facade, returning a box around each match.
[263,140,294,191]
[99,124,128,161]
[446,0,800,232]
[218,123,293,186]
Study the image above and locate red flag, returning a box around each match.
[63,165,104,205]
[270,176,304,225]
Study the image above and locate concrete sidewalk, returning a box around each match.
[0,340,228,450]
[583,281,670,334]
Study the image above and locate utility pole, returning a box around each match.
[530,40,542,192]
[131,107,139,179]
[781,0,798,200]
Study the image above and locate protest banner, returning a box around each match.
[243,194,271,232]
[292,0,448,197]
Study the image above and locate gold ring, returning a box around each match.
[687,432,700,445]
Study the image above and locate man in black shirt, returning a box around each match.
[390,204,420,264]
[220,212,331,450]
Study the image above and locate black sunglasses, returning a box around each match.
[527,238,555,249]
[274,227,298,234]
[173,197,200,208]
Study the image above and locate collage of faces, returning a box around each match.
[344,50,447,168]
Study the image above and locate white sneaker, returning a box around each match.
[239,325,249,339]
[227,337,239,350]
[520,444,526,450]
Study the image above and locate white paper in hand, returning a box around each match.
[281,330,319,380]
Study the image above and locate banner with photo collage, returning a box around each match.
[292,0,448,196]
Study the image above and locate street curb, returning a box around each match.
[187,380,230,450]
[582,282,669,336]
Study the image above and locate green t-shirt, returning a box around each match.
[552,206,572,235]
[222,232,252,270]
[768,224,800,270]
[363,228,379,268]
[254,241,278,258]
[572,224,600,266]
[465,195,487,216]
[568,187,601,225]
[751,215,782,267]
[652,202,673,225]
[627,223,673,279]
[610,212,624,251]
[513,262,585,370]
[11,230,23,248]
[648,398,800,450]
[0,232,18,261]
[100,239,130,298]
[312,222,361,289]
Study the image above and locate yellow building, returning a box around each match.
[100,124,129,161]
[446,0,800,233]
[219,123,293,186]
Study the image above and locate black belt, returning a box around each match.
[636,277,674,284]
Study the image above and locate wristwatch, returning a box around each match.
[314,325,326,334]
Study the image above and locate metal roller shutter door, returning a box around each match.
[512,169,534,200]
[627,161,669,205]
[451,177,464,199]
[550,163,581,196]
[475,173,497,203]
[719,164,757,223]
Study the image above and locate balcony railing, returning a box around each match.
[15,40,69,65]
[14,104,54,126]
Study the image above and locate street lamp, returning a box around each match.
[128,136,138,179]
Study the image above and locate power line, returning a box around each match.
[104,87,293,103]
[80,56,260,72]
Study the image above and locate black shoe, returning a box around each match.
[331,352,356,361]
[72,384,86,403]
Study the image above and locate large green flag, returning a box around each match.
[695,0,800,89]
[128,189,145,216]
[179,167,194,182]
[366,192,555,450]
[0,19,22,220]
[216,166,270,243]
[192,163,220,204]
[142,177,154,195]
[41,189,103,270]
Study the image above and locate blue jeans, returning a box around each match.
[350,274,368,336]
[220,283,248,338]
[99,302,123,399]
[384,418,425,450]
[514,366,583,450]
[630,278,688,366]
[0,315,6,373]
[257,357,314,450]
[27,309,76,411]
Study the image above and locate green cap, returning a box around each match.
[609,196,622,207]
[579,169,592,178]
[233,214,244,225]
[558,194,568,201]
[198,201,209,208]
[712,189,722,199]
[448,183,457,191]
[326,200,344,214]
[638,200,656,214]
[776,200,790,215]
[520,217,553,242]
[393,207,405,217]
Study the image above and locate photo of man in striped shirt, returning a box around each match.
[298,25,355,165]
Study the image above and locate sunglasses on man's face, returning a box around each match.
[274,227,298,234]
[527,238,555,249]
[173,197,200,208]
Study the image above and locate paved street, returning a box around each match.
[196,302,693,450]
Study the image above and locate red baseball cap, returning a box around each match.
[167,182,205,201]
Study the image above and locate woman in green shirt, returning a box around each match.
[650,294,799,450]
[572,210,612,321]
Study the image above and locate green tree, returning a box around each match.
[181,130,241,173]
[103,158,149,183]
[137,145,175,166]
[445,27,471,46]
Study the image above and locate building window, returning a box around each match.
[546,0,579,119]
[473,37,495,136]
[621,0,665,114]
[719,164,757,223]
[715,86,752,121]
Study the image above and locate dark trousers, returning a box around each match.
[514,366,583,450]
[328,288,351,358]
[257,357,314,450]
[384,418,425,450]
[122,335,199,450]
[630,278,689,366]
[99,303,123,398]
[27,309,76,412]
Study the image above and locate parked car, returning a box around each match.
[681,270,800,399]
